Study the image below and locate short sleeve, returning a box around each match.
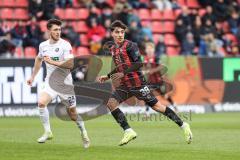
[38,44,43,58]
[63,42,74,60]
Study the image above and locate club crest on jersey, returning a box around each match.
[55,48,59,52]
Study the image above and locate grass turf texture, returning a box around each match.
[0,112,240,160]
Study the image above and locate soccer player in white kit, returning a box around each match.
[27,19,90,148]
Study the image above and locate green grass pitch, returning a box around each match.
[0,112,240,160]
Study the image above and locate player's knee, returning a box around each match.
[107,98,118,111]
[38,101,46,108]
[68,108,77,121]
[151,102,166,113]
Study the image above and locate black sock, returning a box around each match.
[111,108,130,131]
[163,107,183,127]
[146,106,150,112]
[167,97,174,105]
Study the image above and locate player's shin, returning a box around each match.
[111,108,131,131]
[38,107,51,132]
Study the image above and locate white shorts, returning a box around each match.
[40,82,76,108]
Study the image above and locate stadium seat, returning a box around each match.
[151,22,164,33]
[15,0,28,7]
[153,34,162,44]
[164,21,175,33]
[1,0,15,7]
[76,47,90,56]
[224,34,238,43]
[77,9,89,20]
[177,0,186,6]
[39,21,48,32]
[163,10,176,20]
[186,0,201,8]
[0,8,14,19]
[198,9,206,17]
[151,9,163,21]
[65,8,77,20]
[138,9,151,20]
[222,21,230,33]
[166,47,180,56]
[54,8,65,19]
[72,0,81,7]
[14,9,29,20]
[15,47,23,58]
[164,34,179,46]
[175,9,182,18]
[24,47,37,58]
[75,21,88,33]
[80,34,89,46]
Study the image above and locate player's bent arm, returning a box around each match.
[31,56,43,79]
[50,58,74,69]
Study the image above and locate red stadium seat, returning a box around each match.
[24,47,37,58]
[1,0,15,7]
[186,0,201,8]
[77,9,89,20]
[198,9,206,17]
[151,22,164,33]
[222,21,230,33]
[224,34,238,43]
[15,47,23,58]
[15,0,28,7]
[76,47,90,56]
[65,8,77,20]
[164,34,179,46]
[166,47,180,56]
[151,9,163,21]
[175,9,182,18]
[0,8,14,19]
[164,21,175,33]
[153,34,163,44]
[75,21,88,33]
[54,8,65,19]
[177,0,186,6]
[14,9,29,20]
[80,34,89,46]
[163,9,176,20]
[72,0,81,7]
[138,9,151,20]
[39,21,48,32]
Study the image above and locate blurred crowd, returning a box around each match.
[0,0,240,58]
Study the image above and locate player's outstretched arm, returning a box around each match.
[43,56,74,69]
[27,56,42,86]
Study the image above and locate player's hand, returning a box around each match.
[110,72,124,81]
[43,56,54,65]
[27,77,34,86]
[97,76,109,83]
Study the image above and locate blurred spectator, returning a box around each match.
[126,20,141,43]
[1,21,13,35]
[181,32,196,55]
[206,33,224,57]
[113,2,131,26]
[128,0,149,9]
[100,5,113,28]
[228,10,240,35]
[98,30,112,55]
[93,0,110,9]
[171,0,181,10]
[0,32,16,58]
[24,17,43,48]
[10,21,27,47]
[155,35,166,57]
[202,6,216,24]
[28,0,42,19]
[87,4,101,27]
[87,18,106,54]
[192,16,205,46]
[61,22,81,47]
[57,0,73,8]
[140,21,153,42]
[174,19,188,44]
[39,0,57,20]
[177,6,191,28]
[202,19,215,35]
[197,0,213,7]
[189,9,198,27]
[152,0,172,11]
[127,7,141,27]
[213,0,228,22]
[214,22,224,40]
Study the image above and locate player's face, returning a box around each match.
[111,27,125,44]
[146,45,155,57]
[48,24,61,41]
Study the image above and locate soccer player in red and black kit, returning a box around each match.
[98,20,192,146]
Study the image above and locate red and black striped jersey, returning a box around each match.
[109,40,145,88]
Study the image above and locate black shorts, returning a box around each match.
[111,85,158,107]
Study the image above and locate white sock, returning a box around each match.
[38,107,51,133]
[125,128,133,132]
[76,115,86,133]
[180,122,186,129]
